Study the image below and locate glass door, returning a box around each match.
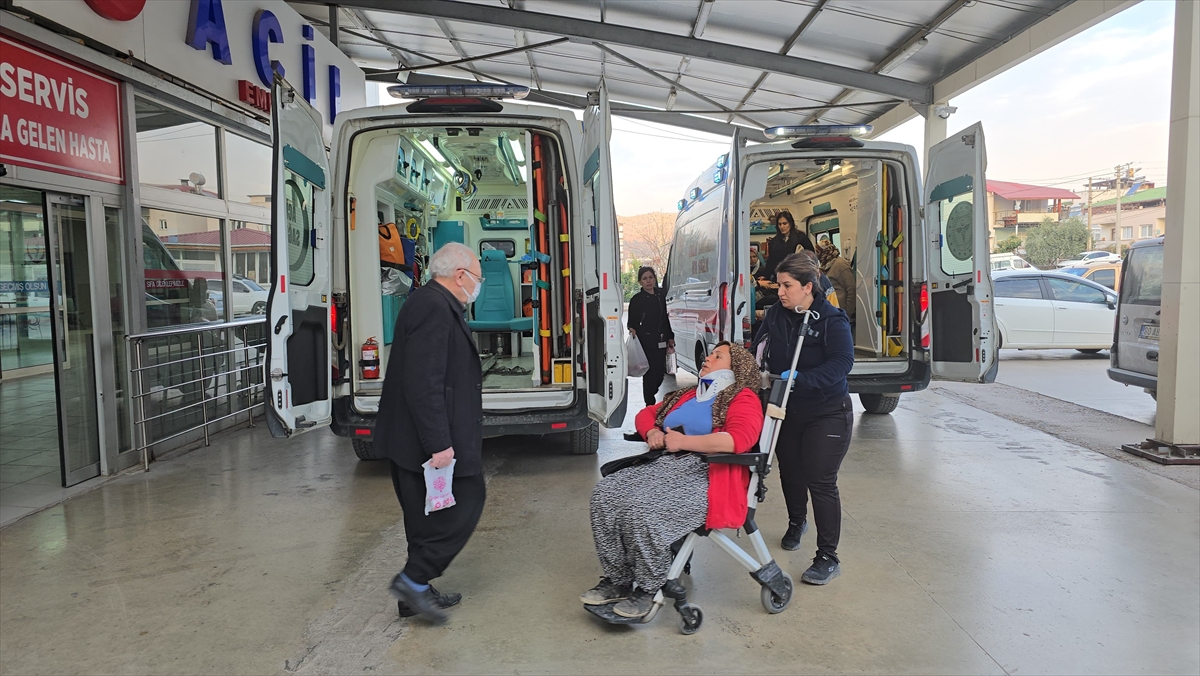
[46,194,102,485]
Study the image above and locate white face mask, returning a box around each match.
[697,369,737,402]
[460,271,482,304]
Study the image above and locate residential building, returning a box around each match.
[986,180,1080,250]
[1088,186,1168,250]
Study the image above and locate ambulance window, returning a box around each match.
[480,239,516,258]
[935,191,974,276]
[285,174,315,286]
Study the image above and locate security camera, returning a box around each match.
[934,105,957,120]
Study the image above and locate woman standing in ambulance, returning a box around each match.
[754,254,854,585]
[628,267,675,406]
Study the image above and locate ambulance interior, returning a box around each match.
[345,125,579,400]
[746,157,912,370]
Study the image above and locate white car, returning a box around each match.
[210,277,269,317]
[1057,250,1120,268]
[993,270,1117,352]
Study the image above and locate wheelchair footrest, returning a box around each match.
[751,560,790,598]
[584,602,646,625]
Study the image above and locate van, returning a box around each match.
[990,253,1033,272]
[263,80,627,457]
[1108,237,1162,399]
[665,124,997,413]
[1060,261,1121,292]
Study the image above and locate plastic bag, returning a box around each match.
[665,348,677,376]
[381,267,413,296]
[626,334,649,377]
[422,458,457,515]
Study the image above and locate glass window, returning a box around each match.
[225,133,272,206]
[480,239,516,258]
[284,172,315,286]
[0,186,53,372]
[1121,226,1133,240]
[994,278,1043,299]
[1047,277,1107,304]
[1122,246,1163,306]
[1088,268,1116,289]
[136,97,220,199]
[1140,224,1152,238]
[937,192,974,276]
[141,207,225,328]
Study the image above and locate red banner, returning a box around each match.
[0,36,123,183]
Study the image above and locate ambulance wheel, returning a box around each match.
[569,422,599,455]
[761,572,793,614]
[859,392,900,415]
[678,604,703,635]
[352,439,381,461]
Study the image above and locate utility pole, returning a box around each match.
[1086,177,1094,249]
[1114,164,1126,246]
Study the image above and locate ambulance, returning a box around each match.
[665,124,997,414]
[263,80,626,457]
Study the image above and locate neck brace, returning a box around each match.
[697,369,737,402]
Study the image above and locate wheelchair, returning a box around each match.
[585,311,818,635]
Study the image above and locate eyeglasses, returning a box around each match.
[459,268,484,283]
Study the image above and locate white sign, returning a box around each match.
[13,0,365,139]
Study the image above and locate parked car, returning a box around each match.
[992,269,1116,352]
[990,252,1033,272]
[1060,261,1121,292]
[1108,237,1163,399]
[231,276,269,316]
[1057,250,1120,268]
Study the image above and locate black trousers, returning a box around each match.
[775,395,853,558]
[641,340,668,406]
[391,462,487,585]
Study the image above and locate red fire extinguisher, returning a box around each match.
[361,337,381,379]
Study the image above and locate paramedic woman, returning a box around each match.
[753,254,854,585]
[627,266,675,406]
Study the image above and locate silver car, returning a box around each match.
[1108,237,1163,399]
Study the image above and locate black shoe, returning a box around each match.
[781,520,808,551]
[580,577,631,606]
[397,584,462,618]
[801,553,841,585]
[388,574,449,624]
[612,588,656,619]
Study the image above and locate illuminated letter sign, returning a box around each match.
[301,24,316,105]
[328,65,340,124]
[251,9,285,87]
[186,0,232,65]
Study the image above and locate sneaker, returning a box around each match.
[580,578,631,606]
[801,553,841,585]
[397,585,462,618]
[388,574,449,624]
[612,589,656,618]
[781,520,808,551]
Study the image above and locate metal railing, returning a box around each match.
[126,317,267,471]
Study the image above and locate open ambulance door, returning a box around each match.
[924,122,997,383]
[265,79,334,437]
[580,84,627,427]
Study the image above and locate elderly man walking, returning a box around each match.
[375,242,485,624]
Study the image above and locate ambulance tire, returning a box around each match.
[859,392,900,415]
[569,422,600,455]
[352,439,383,461]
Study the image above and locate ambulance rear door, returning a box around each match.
[265,78,334,437]
[924,122,997,383]
[579,83,627,426]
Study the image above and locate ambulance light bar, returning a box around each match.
[388,84,530,100]
[763,124,872,140]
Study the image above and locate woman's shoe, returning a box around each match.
[800,553,841,585]
[781,520,808,551]
[612,589,655,618]
[580,578,631,605]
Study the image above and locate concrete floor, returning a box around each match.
[1,384,1197,675]
[995,349,1157,425]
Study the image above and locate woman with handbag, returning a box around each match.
[580,343,764,619]
[754,254,854,586]
[627,266,676,406]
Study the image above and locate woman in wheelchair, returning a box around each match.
[581,342,764,619]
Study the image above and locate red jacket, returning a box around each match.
[634,389,765,530]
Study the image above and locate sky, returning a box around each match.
[607,0,1176,215]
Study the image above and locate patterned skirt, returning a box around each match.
[589,453,709,592]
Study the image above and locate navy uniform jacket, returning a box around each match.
[375,281,484,475]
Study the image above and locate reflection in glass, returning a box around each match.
[225,133,272,205]
[0,186,53,372]
[135,97,220,199]
[140,207,225,328]
[105,207,132,452]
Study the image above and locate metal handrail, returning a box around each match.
[125,318,268,471]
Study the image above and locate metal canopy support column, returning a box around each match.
[1154,0,1200,449]
[335,0,932,103]
[916,102,948,174]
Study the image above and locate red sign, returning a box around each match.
[238,79,271,113]
[83,0,147,22]
[0,36,124,184]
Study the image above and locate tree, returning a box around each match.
[1022,217,1089,268]
[994,235,1022,254]
[619,212,675,275]
[620,258,642,302]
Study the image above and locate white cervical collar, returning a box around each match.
[697,369,737,402]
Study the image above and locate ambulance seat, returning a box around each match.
[468,249,532,354]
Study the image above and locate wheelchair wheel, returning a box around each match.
[678,604,703,635]
[761,572,794,614]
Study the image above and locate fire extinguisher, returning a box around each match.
[361,337,381,379]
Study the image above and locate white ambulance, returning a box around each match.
[264,80,626,457]
[665,124,997,414]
